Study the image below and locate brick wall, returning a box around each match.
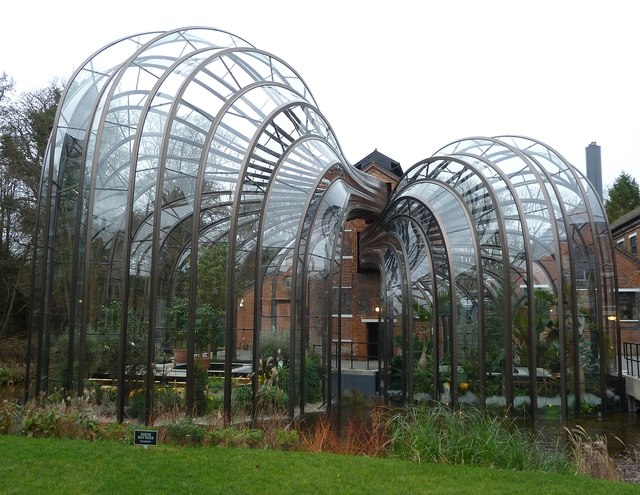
[615,249,640,343]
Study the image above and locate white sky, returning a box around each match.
[2,0,639,191]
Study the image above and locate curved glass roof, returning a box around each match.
[29,28,621,424]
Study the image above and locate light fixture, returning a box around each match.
[239,298,244,308]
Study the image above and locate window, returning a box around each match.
[630,234,637,255]
[617,239,625,249]
[619,291,639,320]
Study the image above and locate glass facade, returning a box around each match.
[361,137,621,420]
[28,28,622,424]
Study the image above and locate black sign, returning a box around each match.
[134,430,157,446]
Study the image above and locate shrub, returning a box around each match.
[0,400,22,434]
[126,390,146,420]
[194,365,209,416]
[21,404,62,437]
[207,393,223,414]
[165,418,205,446]
[208,426,263,448]
[231,385,253,414]
[208,376,224,391]
[19,399,102,440]
[304,351,322,403]
[259,333,289,363]
[154,386,184,415]
[257,385,288,412]
[0,365,22,385]
[64,411,100,440]
[273,428,300,450]
[95,422,135,443]
[126,386,184,421]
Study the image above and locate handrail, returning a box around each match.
[313,340,377,371]
[623,342,640,377]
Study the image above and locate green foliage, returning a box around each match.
[412,298,433,324]
[126,390,145,420]
[512,288,558,371]
[165,418,205,446]
[207,393,223,413]
[413,362,434,395]
[208,426,264,447]
[304,351,322,403]
[605,171,640,223]
[231,384,253,413]
[166,297,224,353]
[208,376,224,391]
[94,421,135,443]
[261,349,321,406]
[259,332,289,363]
[90,384,117,406]
[273,428,300,450]
[194,364,209,416]
[19,401,101,440]
[20,407,62,437]
[154,386,184,412]
[165,297,189,348]
[0,365,21,385]
[126,386,185,420]
[86,301,147,378]
[257,385,288,411]
[388,404,574,473]
[196,243,228,309]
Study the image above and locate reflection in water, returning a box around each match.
[534,412,640,457]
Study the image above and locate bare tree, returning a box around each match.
[0,74,61,339]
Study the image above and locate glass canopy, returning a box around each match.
[28,28,621,424]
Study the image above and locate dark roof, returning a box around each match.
[610,205,640,233]
[353,149,403,178]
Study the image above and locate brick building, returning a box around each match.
[235,150,402,361]
[610,206,640,343]
[335,150,403,360]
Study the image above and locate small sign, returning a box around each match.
[134,430,157,447]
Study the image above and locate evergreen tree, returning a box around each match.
[605,172,640,223]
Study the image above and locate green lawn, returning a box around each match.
[0,435,637,494]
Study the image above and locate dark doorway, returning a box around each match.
[367,322,379,359]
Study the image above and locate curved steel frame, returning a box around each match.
[28,28,621,424]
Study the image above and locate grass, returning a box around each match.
[387,404,573,473]
[565,425,622,480]
[0,435,636,495]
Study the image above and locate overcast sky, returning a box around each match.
[2,0,638,191]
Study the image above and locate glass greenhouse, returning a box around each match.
[28,27,622,424]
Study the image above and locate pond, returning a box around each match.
[325,399,640,460]
[535,411,640,457]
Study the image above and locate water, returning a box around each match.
[4,382,638,460]
[325,399,640,460]
[535,412,640,456]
